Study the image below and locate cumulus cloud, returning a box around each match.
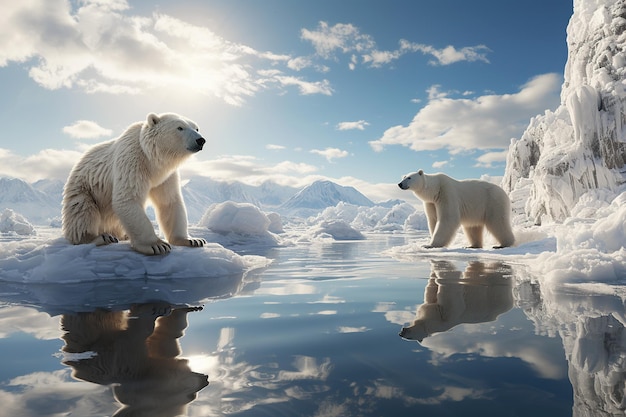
[62,120,112,139]
[369,73,562,154]
[336,120,369,131]
[310,147,349,162]
[302,22,490,69]
[0,0,328,105]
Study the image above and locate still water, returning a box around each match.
[0,232,624,416]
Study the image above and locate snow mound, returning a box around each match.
[0,208,36,236]
[308,201,421,234]
[308,220,365,241]
[197,201,283,248]
[0,238,270,283]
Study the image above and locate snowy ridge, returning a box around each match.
[504,0,626,224]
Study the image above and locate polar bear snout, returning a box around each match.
[398,181,408,190]
[188,137,206,152]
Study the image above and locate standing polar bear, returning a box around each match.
[398,170,515,248]
[62,113,207,255]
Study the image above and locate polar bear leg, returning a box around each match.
[486,220,515,248]
[149,174,206,248]
[424,202,437,236]
[463,225,484,248]
[63,191,116,245]
[428,219,459,248]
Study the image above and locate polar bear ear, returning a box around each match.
[146,113,160,127]
[418,169,424,175]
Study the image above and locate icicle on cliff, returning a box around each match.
[503,0,626,224]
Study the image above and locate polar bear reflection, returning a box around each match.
[61,303,208,417]
[400,261,514,342]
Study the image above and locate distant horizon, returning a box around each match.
[0,0,572,202]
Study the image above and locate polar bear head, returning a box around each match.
[398,169,425,192]
[140,113,206,161]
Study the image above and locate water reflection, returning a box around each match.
[525,287,626,416]
[399,260,514,342]
[61,303,208,417]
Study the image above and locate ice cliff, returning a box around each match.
[504,0,626,224]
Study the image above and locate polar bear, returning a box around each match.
[62,113,207,255]
[399,260,514,342]
[61,304,208,416]
[398,170,515,248]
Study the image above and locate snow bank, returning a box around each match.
[0,238,270,283]
[531,189,626,284]
[0,208,36,236]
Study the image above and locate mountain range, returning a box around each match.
[0,176,396,225]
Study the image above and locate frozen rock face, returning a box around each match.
[504,0,626,224]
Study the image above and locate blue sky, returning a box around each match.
[0,0,572,201]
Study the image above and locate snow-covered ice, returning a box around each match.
[0,208,36,236]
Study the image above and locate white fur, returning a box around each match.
[398,170,515,248]
[62,113,207,255]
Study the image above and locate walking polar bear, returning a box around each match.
[62,113,207,255]
[398,170,515,248]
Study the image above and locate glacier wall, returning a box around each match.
[503,0,626,224]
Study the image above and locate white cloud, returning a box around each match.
[432,160,449,169]
[62,120,112,139]
[287,56,313,71]
[310,147,349,162]
[0,148,82,182]
[266,144,286,150]
[426,85,450,100]
[273,75,333,96]
[0,0,329,106]
[301,23,491,69]
[336,120,369,131]
[179,154,322,187]
[402,42,491,66]
[369,73,562,154]
[474,150,508,168]
[300,21,375,59]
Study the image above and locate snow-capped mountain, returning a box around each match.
[503,0,626,224]
[182,176,261,222]
[0,177,60,224]
[0,176,384,225]
[181,176,302,222]
[278,180,375,217]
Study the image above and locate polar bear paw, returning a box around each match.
[187,237,207,247]
[168,237,207,248]
[92,233,119,246]
[133,238,172,255]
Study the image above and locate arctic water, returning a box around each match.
[2,231,622,417]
